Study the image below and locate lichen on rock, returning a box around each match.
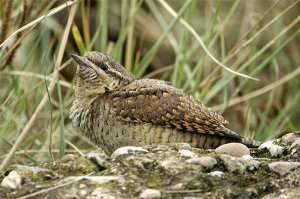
[1,132,300,198]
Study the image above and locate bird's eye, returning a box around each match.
[100,64,109,71]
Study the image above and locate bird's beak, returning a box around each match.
[70,54,91,67]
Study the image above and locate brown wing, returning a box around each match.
[108,79,239,138]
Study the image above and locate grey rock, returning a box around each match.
[268,162,300,176]
[219,154,260,173]
[60,176,122,184]
[240,155,253,160]
[87,152,110,169]
[259,141,285,157]
[111,146,148,159]
[139,189,161,199]
[1,143,300,198]
[15,165,50,174]
[169,183,185,190]
[178,149,197,158]
[281,133,300,144]
[159,160,179,170]
[185,157,217,169]
[1,171,22,189]
[289,137,300,151]
[208,171,224,177]
[170,143,192,151]
[216,143,250,157]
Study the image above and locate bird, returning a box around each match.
[70,51,260,155]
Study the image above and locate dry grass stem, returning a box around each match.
[17,172,95,199]
[213,65,300,110]
[65,139,85,156]
[0,0,76,49]
[227,0,300,62]
[158,0,259,81]
[3,71,71,88]
[0,2,78,171]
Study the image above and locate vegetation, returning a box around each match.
[0,0,299,169]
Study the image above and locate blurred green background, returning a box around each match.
[0,0,300,166]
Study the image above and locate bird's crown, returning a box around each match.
[71,51,134,97]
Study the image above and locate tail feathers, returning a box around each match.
[241,138,262,148]
[218,126,261,148]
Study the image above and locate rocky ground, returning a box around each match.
[1,132,300,199]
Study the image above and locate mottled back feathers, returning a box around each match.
[102,79,240,138]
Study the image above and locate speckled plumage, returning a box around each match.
[70,51,259,155]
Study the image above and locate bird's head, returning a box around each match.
[71,51,134,99]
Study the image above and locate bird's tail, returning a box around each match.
[241,138,262,148]
[221,126,262,148]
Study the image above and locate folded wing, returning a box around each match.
[108,79,240,138]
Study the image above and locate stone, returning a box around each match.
[15,165,50,174]
[169,183,185,190]
[139,189,161,199]
[268,162,300,176]
[60,176,121,184]
[1,143,300,198]
[215,143,250,157]
[289,138,300,150]
[170,143,192,150]
[281,133,300,144]
[59,154,76,163]
[185,157,217,169]
[208,171,224,178]
[219,154,260,173]
[240,155,253,160]
[178,149,197,158]
[111,146,148,159]
[259,141,285,157]
[1,171,22,189]
[258,140,284,157]
[87,152,110,169]
[159,160,180,171]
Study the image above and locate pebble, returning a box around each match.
[1,171,22,189]
[215,143,250,157]
[289,138,300,151]
[159,160,177,169]
[219,154,260,173]
[185,157,217,169]
[59,154,76,163]
[208,171,224,178]
[111,146,148,159]
[15,165,49,174]
[268,162,300,176]
[259,141,284,157]
[169,183,185,190]
[178,149,197,158]
[240,155,253,160]
[87,152,109,169]
[171,143,192,151]
[139,189,161,199]
[281,133,300,144]
[61,176,121,184]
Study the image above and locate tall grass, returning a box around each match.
[0,0,299,169]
